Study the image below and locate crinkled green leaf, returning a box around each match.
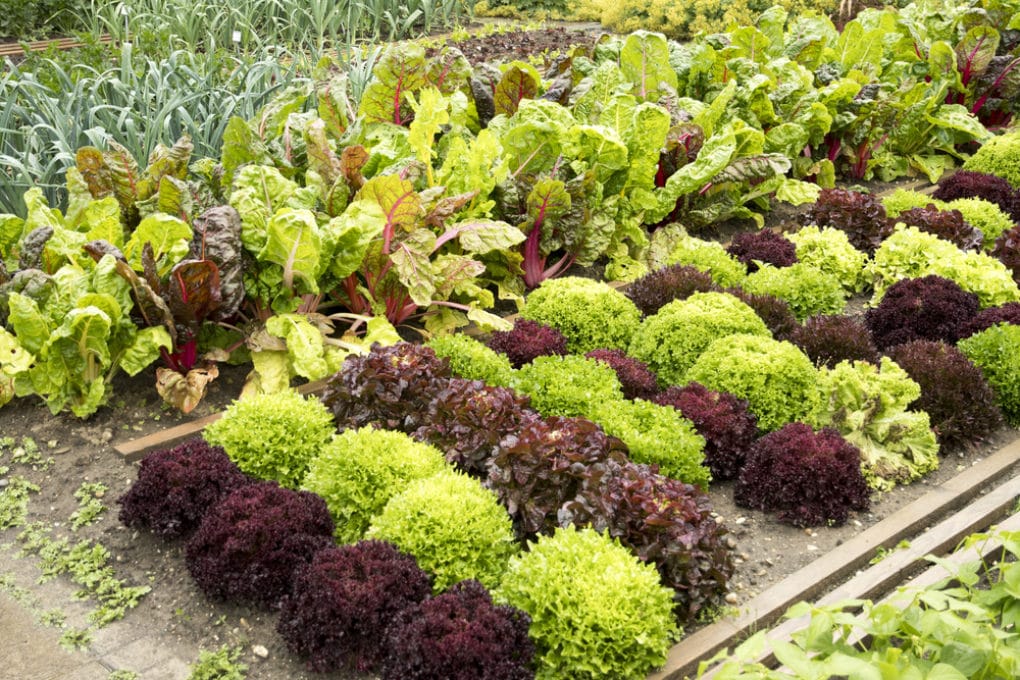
[447,219,525,255]
[407,87,450,185]
[648,127,737,223]
[494,63,541,117]
[258,208,322,295]
[322,199,386,281]
[265,313,329,380]
[358,44,428,126]
[123,214,192,274]
[390,230,437,305]
[620,31,678,102]
[120,326,172,376]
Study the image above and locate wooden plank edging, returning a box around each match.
[0,34,113,58]
[649,437,1020,680]
[113,378,328,462]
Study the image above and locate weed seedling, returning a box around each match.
[187,645,248,680]
[70,482,108,530]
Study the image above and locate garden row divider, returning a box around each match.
[0,34,114,58]
[649,436,1020,680]
[700,473,1020,676]
[113,378,328,462]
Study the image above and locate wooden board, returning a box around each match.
[649,437,1020,680]
[113,378,328,462]
[0,34,113,58]
[728,475,1020,674]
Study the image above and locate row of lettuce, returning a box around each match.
[0,2,1018,416]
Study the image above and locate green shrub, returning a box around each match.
[497,526,679,680]
[367,471,517,592]
[587,0,836,41]
[426,334,513,387]
[0,0,85,40]
[628,292,770,386]
[870,227,1020,308]
[302,429,448,543]
[520,277,641,354]
[666,237,747,289]
[203,390,334,488]
[959,323,1020,425]
[788,226,869,294]
[964,131,1020,188]
[591,399,709,488]
[510,355,624,418]
[946,198,1015,250]
[742,262,846,321]
[687,334,819,432]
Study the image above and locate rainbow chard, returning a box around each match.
[86,206,244,413]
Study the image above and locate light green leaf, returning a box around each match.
[123,214,192,273]
[7,293,51,355]
[449,220,526,254]
[620,31,678,102]
[81,197,124,246]
[776,178,822,205]
[265,313,329,381]
[120,326,172,376]
[390,230,438,306]
[323,199,387,281]
[407,87,450,185]
[258,208,322,294]
[648,128,737,223]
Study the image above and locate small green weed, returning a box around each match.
[70,482,108,530]
[187,645,248,680]
[0,477,40,530]
[869,538,911,565]
[38,608,66,627]
[59,627,93,651]
[108,671,140,680]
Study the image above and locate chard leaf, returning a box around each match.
[956,26,999,80]
[620,31,677,102]
[81,197,124,246]
[494,64,541,117]
[624,103,671,190]
[693,80,736,138]
[448,220,525,255]
[32,307,114,417]
[572,61,627,123]
[324,199,387,281]
[357,175,421,237]
[425,45,472,94]
[431,253,486,299]
[258,208,322,294]
[230,165,300,253]
[408,87,450,185]
[136,136,193,203]
[304,118,342,186]
[190,206,244,320]
[435,130,507,216]
[0,214,25,263]
[8,292,51,355]
[265,313,329,380]
[776,178,822,205]
[390,230,438,305]
[0,328,31,407]
[123,214,192,274]
[120,326,172,376]
[316,69,352,138]
[648,127,737,223]
[156,364,219,414]
[358,44,428,126]
[220,116,273,190]
[166,259,222,336]
[835,21,884,76]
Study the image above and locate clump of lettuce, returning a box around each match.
[810,357,939,492]
[788,225,869,295]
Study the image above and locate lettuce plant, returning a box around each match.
[278,541,432,673]
[628,292,770,386]
[591,399,709,488]
[725,288,799,340]
[959,323,1020,425]
[510,354,623,418]
[118,438,250,539]
[887,341,1004,451]
[367,471,517,592]
[992,225,1020,284]
[382,580,534,680]
[933,170,1020,223]
[790,314,880,368]
[947,198,1015,250]
[185,481,334,608]
[665,237,747,288]
[413,379,539,477]
[963,131,1020,188]
[203,390,335,488]
[725,230,798,272]
[567,461,734,624]
[426,333,513,387]
[320,342,451,433]
[302,428,448,543]
[802,188,892,255]
[687,334,819,432]
[788,225,869,295]
[895,205,983,251]
[864,275,979,350]
[811,358,939,491]
[960,302,1020,338]
[742,262,846,322]
[583,349,659,400]
[488,415,628,539]
[735,423,870,527]
[625,263,719,317]
[497,526,679,680]
[870,226,1020,307]
[882,188,938,218]
[654,383,758,481]
[485,318,567,368]
[519,276,641,353]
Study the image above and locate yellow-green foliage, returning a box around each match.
[947,197,1015,250]
[203,390,334,488]
[882,189,938,217]
[498,526,679,680]
[367,470,517,592]
[964,131,1020,188]
[302,428,448,543]
[666,236,747,288]
[520,277,642,354]
[583,0,836,41]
